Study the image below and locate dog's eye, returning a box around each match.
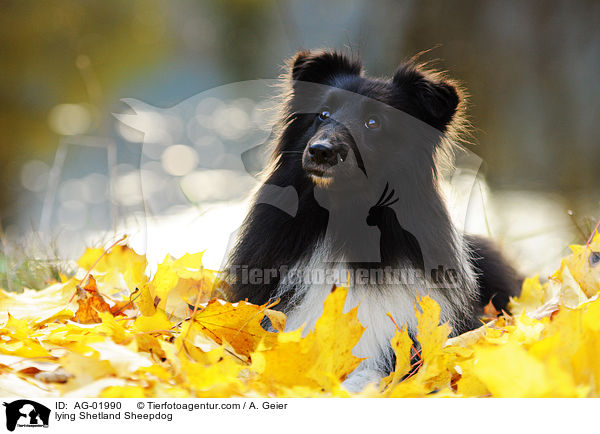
[589,251,600,267]
[364,115,381,130]
[318,109,331,121]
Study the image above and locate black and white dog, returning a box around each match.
[226,50,521,390]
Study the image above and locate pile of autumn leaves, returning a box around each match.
[2,235,600,398]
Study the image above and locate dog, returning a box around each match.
[226,49,521,391]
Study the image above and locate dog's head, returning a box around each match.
[279,50,463,191]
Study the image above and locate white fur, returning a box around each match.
[275,238,476,391]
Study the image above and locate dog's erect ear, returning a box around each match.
[392,63,460,131]
[290,50,362,84]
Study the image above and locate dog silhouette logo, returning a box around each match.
[3,400,50,431]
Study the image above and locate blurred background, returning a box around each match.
[1,0,599,287]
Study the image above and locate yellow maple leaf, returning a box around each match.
[473,341,549,397]
[0,280,77,324]
[415,295,452,362]
[251,286,364,392]
[87,340,153,377]
[552,265,589,307]
[264,308,287,332]
[509,275,545,313]
[381,325,413,390]
[133,310,173,334]
[0,313,32,341]
[455,359,489,397]
[473,338,583,397]
[168,253,223,319]
[148,256,179,311]
[145,253,222,320]
[74,276,112,324]
[0,340,50,358]
[131,284,158,316]
[180,355,244,397]
[77,245,148,291]
[191,299,277,357]
[556,232,600,298]
[386,296,469,395]
[96,311,130,344]
[582,296,600,331]
[136,364,172,381]
[170,252,207,280]
[135,334,167,361]
[59,352,115,387]
[309,286,365,379]
[383,374,430,397]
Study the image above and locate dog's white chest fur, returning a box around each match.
[284,277,417,371]
[274,241,466,390]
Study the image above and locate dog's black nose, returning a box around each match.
[308,142,337,166]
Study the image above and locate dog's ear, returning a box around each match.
[392,63,461,131]
[290,50,362,84]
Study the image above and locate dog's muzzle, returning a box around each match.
[307,141,348,167]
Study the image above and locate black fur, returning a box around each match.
[226,49,521,356]
[466,234,523,313]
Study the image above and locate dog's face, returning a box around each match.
[282,50,461,192]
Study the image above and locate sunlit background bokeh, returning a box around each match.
[1,0,599,281]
